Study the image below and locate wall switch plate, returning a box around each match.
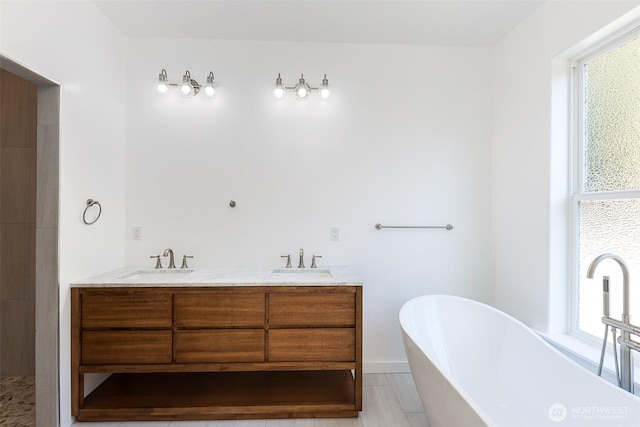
[330,227,339,241]
[132,225,142,240]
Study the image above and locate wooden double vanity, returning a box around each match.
[71,267,362,422]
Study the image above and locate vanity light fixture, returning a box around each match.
[273,73,330,100]
[156,69,217,98]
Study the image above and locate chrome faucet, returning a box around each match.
[298,248,305,268]
[587,253,639,393]
[163,248,176,269]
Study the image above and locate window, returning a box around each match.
[573,31,640,341]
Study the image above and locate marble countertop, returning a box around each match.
[71,265,363,288]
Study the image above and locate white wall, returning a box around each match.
[126,38,493,370]
[491,1,640,332]
[0,1,127,426]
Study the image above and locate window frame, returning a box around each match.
[570,26,640,343]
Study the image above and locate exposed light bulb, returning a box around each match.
[179,70,194,97]
[179,83,192,96]
[295,74,310,100]
[273,73,285,99]
[157,82,169,94]
[157,69,169,95]
[203,72,216,97]
[296,86,308,98]
[319,73,330,99]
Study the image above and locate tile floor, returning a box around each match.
[1,376,36,426]
[71,373,428,427]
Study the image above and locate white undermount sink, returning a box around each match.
[118,269,194,281]
[270,268,333,279]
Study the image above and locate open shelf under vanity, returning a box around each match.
[78,371,357,421]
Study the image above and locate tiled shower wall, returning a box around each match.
[0,69,37,376]
[35,82,60,426]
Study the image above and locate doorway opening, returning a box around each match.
[0,54,60,426]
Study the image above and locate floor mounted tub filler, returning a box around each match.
[400,295,640,427]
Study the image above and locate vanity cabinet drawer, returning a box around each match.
[81,292,172,328]
[268,328,355,362]
[269,293,355,326]
[175,293,265,327]
[82,330,172,365]
[175,329,265,363]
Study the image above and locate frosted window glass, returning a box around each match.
[577,199,640,338]
[584,36,640,192]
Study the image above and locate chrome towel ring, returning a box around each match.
[83,199,102,225]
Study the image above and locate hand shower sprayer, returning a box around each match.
[596,276,620,385]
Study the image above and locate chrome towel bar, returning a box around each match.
[375,223,454,231]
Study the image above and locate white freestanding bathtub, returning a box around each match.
[399,295,640,427]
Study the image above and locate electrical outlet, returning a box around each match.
[330,227,339,241]
[132,225,142,241]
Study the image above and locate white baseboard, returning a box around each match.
[363,361,410,373]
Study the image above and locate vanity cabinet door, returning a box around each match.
[175,329,265,363]
[268,328,355,362]
[269,292,355,327]
[82,330,172,365]
[174,292,266,363]
[81,291,172,328]
[268,290,357,362]
[175,293,265,327]
[79,290,173,365]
